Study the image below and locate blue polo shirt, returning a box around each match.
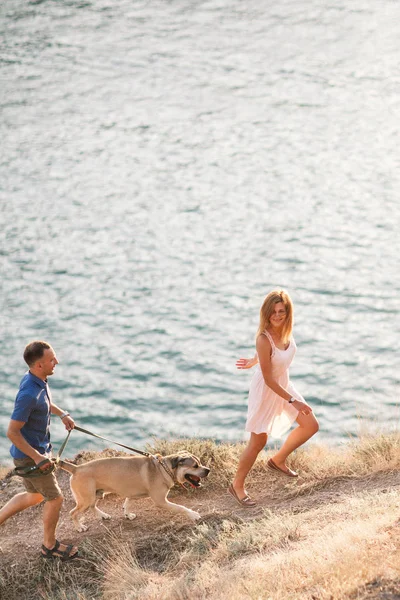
[10,371,52,459]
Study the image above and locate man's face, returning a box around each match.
[38,347,59,378]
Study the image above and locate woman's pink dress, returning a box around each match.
[245,331,303,437]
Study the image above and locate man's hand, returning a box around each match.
[61,415,75,431]
[36,457,52,471]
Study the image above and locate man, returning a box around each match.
[0,341,78,560]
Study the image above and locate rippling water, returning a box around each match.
[1,0,399,464]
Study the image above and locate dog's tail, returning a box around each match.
[58,459,78,474]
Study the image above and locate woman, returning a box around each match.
[228,289,319,507]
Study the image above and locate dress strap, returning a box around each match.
[261,330,275,356]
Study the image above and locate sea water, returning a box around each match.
[0,0,399,463]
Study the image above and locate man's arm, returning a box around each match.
[7,420,48,465]
[50,403,75,431]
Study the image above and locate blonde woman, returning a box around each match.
[228,289,319,507]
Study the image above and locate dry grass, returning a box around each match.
[51,431,400,490]
[1,433,400,600]
[96,489,400,600]
[151,431,400,474]
[0,466,9,479]
[0,539,101,600]
[100,432,400,600]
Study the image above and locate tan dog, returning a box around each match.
[59,451,210,532]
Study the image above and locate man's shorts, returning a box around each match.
[13,457,62,501]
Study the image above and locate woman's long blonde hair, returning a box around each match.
[256,289,294,344]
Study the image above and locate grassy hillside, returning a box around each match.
[1,433,400,599]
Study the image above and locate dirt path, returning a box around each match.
[1,462,400,563]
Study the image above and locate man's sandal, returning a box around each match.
[227,484,257,508]
[41,540,79,561]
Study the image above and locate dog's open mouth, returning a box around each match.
[185,474,201,488]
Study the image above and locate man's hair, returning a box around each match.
[23,341,51,367]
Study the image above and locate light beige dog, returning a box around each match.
[59,451,210,532]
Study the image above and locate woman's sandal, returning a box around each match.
[41,540,79,561]
[227,484,257,508]
[267,458,298,478]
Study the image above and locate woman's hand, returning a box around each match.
[236,357,256,370]
[291,399,313,415]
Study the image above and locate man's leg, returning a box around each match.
[42,495,63,548]
[0,491,43,525]
[42,496,78,558]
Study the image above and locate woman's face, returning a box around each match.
[269,301,287,328]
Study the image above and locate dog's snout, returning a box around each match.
[202,467,211,477]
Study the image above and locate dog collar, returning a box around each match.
[154,455,177,484]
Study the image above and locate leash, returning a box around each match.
[1,424,148,484]
[1,425,182,488]
[1,430,72,484]
[12,431,72,478]
[72,426,181,485]
[72,425,151,457]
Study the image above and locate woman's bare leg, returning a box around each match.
[232,432,268,500]
[272,412,319,469]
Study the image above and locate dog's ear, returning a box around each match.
[170,454,191,469]
[170,456,182,470]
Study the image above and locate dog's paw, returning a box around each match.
[77,523,88,532]
[124,512,137,520]
[188,510,201,521]
[101,512,111,521]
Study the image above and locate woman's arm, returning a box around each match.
[256,336,292,399]
[256,335,312,414]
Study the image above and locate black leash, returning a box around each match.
[10,458,55,479]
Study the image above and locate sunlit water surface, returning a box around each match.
[1,0,399,463]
